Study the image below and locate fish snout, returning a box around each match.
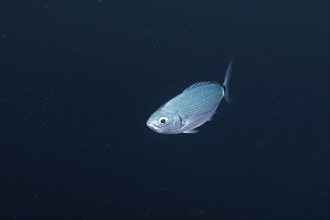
[146,121,160,132]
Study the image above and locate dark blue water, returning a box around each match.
[1,1,329,219]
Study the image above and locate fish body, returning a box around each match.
[146,59,234,134]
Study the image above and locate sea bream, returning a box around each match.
[146,59,234,134]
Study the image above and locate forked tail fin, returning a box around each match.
[223,58,234,103]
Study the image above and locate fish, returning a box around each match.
[146,58,234,134]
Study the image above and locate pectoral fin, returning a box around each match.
[183,129,198,134]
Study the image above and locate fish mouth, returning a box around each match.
[146,121,160,132]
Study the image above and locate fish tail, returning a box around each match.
[222,58,234,103]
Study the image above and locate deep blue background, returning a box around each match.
[1,1,329,219]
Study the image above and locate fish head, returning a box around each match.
[146,108,182,134]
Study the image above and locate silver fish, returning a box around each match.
[146,59,234,134]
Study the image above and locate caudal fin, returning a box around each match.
[223,58,234,103]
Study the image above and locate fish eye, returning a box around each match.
[158,117,169,125]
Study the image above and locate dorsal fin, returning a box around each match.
[183,81,218,93]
